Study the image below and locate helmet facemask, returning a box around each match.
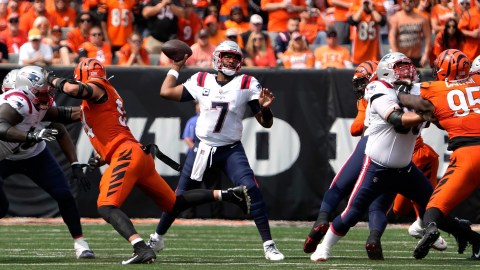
[213,51,242,76]
[29,85,55,110]
[352,77,369,99]
[391,61,417,85]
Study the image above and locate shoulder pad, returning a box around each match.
[364,80,394,102]
[2,90,32,115]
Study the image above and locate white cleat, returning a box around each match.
[147,234,165,253]
[310,244,330,262]
[408,219,424,239]
[74,239,95,259]
[432,236,448,251]
[263,240,285,261]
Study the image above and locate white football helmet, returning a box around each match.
[470,55,480,75]
[1,69,19,93]
[376,52,417,85]
[212,40,243,76]
[15,65,54,110]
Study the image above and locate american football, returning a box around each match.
[161,40,193,62]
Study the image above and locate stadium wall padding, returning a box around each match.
[1,66,479,223]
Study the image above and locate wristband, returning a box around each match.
[71,161,80,166]
[167,69,179,79]
[261,107,273,122]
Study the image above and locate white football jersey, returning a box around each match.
[0,90,47,161]
[184,72,261,147]
[363,80,421,168]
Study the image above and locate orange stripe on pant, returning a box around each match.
[97,141,176,212]
[427,145,480,215]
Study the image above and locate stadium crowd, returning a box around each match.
[0,0,477,68]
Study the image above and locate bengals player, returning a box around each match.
[47,58,250,264]
[398,49,480,260]
[351,60,378,136]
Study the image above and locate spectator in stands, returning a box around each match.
[224,5,249,34]
[204,15,226,46]
[0,39,8,62]
[19,0,57,33]
[388,0,431,67]
[66,11,99,55]
[347,0,386,66]
[313,27,352,69]
[186,28,215,67]
[219,0,248,23]
[78,25,112,65]
[244,31,277,67]
[274,17,300,65]
[177,0,202,46]
[117,31,149,66]
[7,0,32,17]
[142,0,184,54]
[202,4,222,26]
[282,31,313,69]
[0,12,27,53]
[458,0,480,61]
[433,18,464,59]
[453,0,474,17]
[261,0,307,33]
[225,28,239,42]
[50,0,75,27]
[416,0,432,20]
[18,27,52,65]
[379,0,397,44]
[326,0,351,45]
[192,0,210,19]
[298,7,326,46]
[430,0,456,34]
[98,0,135,53]
[33,16,51,43]
[0,0,8,32]
[81,0,101,13]
[50,24,73,65]
[238,14,271,49]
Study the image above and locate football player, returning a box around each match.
[398,49,480,260]
[0,66,95,259]
[48,58,251,264]
[151,40,285,261]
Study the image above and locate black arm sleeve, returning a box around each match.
[378,14,387,27]
[348,16,359,26]
[386,109,405,128]
[248,99,261,114]
[180,86,195,102]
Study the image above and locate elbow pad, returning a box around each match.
[56,106,76,123]
[387,110,411,133]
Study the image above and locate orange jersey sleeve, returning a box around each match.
[420,76,480,139]
[261,0,306,32]
[350,98,367,136]
[81,78,138,163]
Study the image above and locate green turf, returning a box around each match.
[0,222,479,269]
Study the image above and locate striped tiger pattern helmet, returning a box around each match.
[433,49,470,82]
[352,60,378,99]
[74,58,106,82]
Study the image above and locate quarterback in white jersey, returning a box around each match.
[148,40,285,261]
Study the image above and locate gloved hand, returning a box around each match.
[394,83,412,96]
[71,163,91,192]
[26,128,58,142]
[87,153,105,172]
[46,70,57,85]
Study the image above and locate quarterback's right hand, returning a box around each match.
[26,128,58,142]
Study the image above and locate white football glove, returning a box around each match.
[26,128,58,142]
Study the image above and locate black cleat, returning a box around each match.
[121,246,156,264]
[223,186,251,214]
[414,222,440,259]
[303,223,329,254]
[365,231,384,260]
[455,218,472,254]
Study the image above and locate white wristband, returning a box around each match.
[167,69,179,79]
[71,162,80,166]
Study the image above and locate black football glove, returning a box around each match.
[46,70,57,85]
[87,154,105,172]
[394,83,413,96]
[71,163,91,192]
[26,128,58,142]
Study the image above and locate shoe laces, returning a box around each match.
[265,243,280,254]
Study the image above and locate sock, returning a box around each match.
[152,232,161,239]
[321,228,343,251]
[131,238,144,246]
[218,192,222,201]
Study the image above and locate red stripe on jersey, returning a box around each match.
[340,155,370,220]
[4,92,33,114]
[197,72,207,87]
[377,80,393,89]
[241,75,252,90]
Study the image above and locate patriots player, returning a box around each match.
[0,66,95,259]
[149,40,284,260]
[310,52,435,261]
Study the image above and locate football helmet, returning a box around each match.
[433,49,470,81]
[15,66,54,110]
[376,52,417,85]
[74,58,107,82]
[470,55,480,75]
[212,40,243,76]
[1,69,19,93]
[352,60,378,99]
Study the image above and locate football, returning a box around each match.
[161,40,193,62]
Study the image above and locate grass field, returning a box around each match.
[0,218,479,270]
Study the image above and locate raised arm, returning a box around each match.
[160,55,189,101]
[254,88,275,128]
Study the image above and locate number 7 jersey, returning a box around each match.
[183,72,261,147]
[419,74,480,140]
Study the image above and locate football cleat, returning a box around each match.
[223,186,251,214]
[432,236,447,251]
[147,234,165,253]
[310,244,330,262]
[470,241,480,260]
[365,233,384,260]
[74,239,95,259]
[121,246,156,264]
[455,218,472,254]
[408,219,423,239]
[303,223,329,253]
[263,240,285,261]
[413,222,440,259]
